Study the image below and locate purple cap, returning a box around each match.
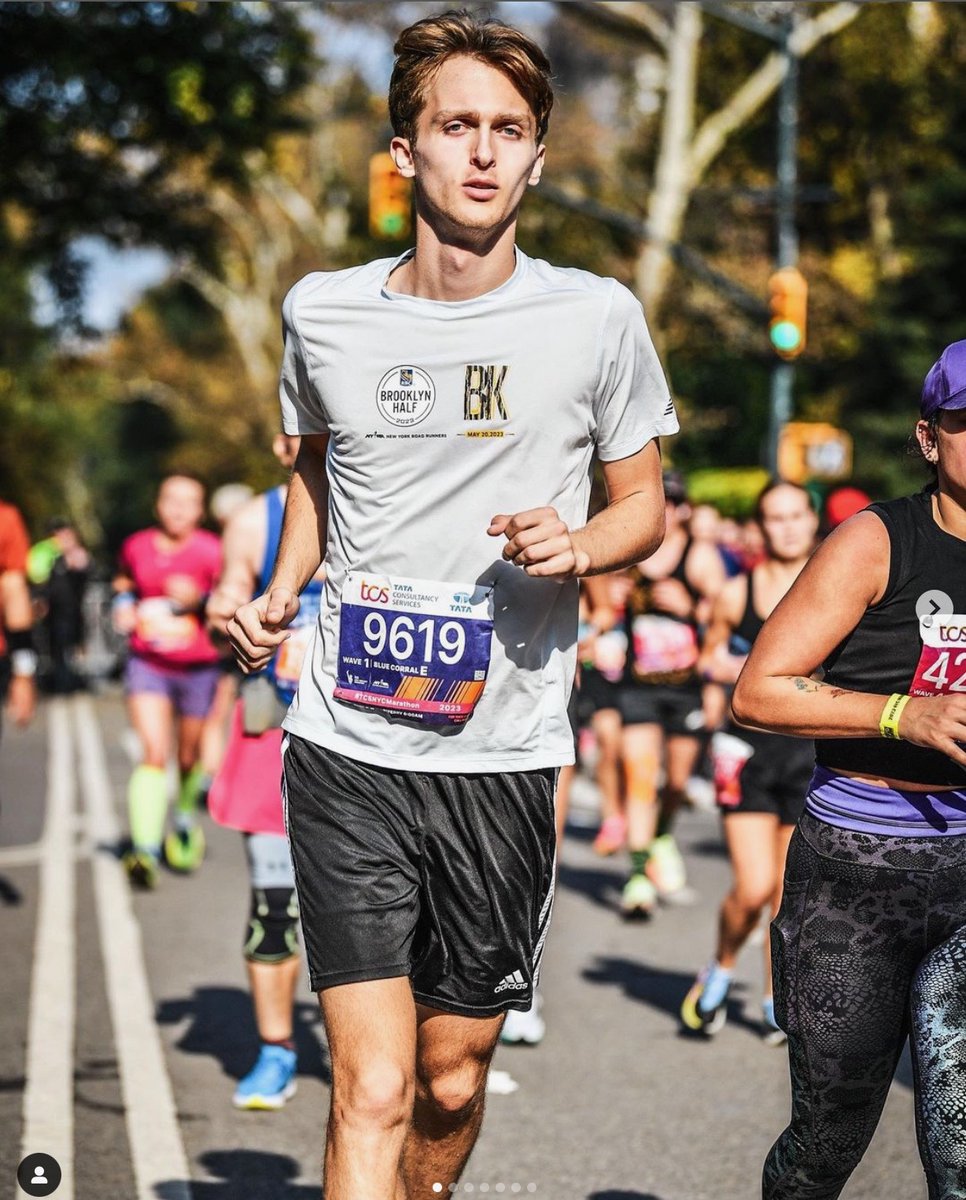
[921,340,966,419]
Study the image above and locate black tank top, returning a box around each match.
[622,536,702,686]
[815,489,966,786]
[729,571,764,656]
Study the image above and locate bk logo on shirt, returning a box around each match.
[464,365,509,421]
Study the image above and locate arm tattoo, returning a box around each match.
[792,676,850,698]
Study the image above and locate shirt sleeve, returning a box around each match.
[279,280,329,437]
[593,281,678,462]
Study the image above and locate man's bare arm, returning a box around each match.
[489,439,665,579]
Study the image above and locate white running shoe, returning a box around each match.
[500,994,546,1046]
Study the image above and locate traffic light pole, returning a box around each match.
[767,14,799,475]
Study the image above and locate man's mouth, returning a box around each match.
[463,179,498,199]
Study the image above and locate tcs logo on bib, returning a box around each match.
[360,580,390,605]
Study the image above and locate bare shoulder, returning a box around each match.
[808,510,890,598]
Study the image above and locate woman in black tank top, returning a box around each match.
[734,341,966,1199]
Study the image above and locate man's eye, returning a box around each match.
[444,122,465,133]
[501,126,523,138]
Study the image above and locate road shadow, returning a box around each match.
[683,837,728,860]
[156,986,330,1084]
[557,861,625,911]
[156,1150,317,1200]
[582,954,762,1038]
[0,873,23,904]
[589,1193,666,1200]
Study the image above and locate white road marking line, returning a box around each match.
[73,695,192,1200]
[21,698,75,1198]
[0,842,91,867]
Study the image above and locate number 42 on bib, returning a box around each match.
[910,615,966,696]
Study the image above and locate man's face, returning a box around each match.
[156,476,205,539]
[394,54,545,242]
[759,486,817,562]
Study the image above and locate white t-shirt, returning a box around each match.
[279,248,677,772]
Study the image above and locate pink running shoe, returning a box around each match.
[592,814,627,856]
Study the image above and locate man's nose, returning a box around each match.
[471,127,496,168]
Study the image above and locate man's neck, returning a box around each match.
[387,218,518,302]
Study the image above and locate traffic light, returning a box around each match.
[768,266,808,360]
[369,152,411,240]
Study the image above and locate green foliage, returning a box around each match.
[0,0,314,315]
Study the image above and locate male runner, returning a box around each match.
[228,12,676,1196]
[206,433,324,1110]
[680,481,817,1041]
[114,474,221,887]
[604,470,725,915]
[0,500,37,742]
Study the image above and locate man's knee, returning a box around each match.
[332,1061,413,1131]
[418,1059,488,1122]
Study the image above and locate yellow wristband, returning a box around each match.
[879,693,911,740]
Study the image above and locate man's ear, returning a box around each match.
[528,143,546,188]
[391,136,415,179]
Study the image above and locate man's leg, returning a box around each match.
[320,977,417,1200]
[401,1004,503,1197]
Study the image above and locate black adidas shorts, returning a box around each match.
[282,735,558,1018]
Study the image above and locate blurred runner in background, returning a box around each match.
[207,433,324,1111]
[113,474,221,888]
[609,469,725,916]
[681,481,817,1042]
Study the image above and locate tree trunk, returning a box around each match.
[634,1,702,321]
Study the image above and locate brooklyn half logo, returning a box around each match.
[376,365,436,427]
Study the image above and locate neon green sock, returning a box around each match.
[128,765,168,855]
[175,763,207,831]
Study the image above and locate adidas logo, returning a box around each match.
[494,970,528,994]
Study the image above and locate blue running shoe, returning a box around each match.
[680,962,732,1036]
[232,1044,298,1111]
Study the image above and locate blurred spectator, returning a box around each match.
[210,483,255,531]
[739,517,767,570]
[27,518,90,693]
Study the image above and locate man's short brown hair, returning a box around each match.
[389,9,553,144]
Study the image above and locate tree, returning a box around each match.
[0,0,314,318]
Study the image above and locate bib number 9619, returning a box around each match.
[362,613,466,665]
[335,572,493,725]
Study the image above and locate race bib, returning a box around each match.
[910,615,966,696]
[271,586,322,702]
[135,597,199,652]
[710,731,754,809]
[334,573,493,725]
[631,614,698,680]
[592,629,628,683]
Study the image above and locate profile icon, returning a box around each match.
[16,1153,61,1196]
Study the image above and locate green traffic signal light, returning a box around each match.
[380,212,405,236]
[770,320,803,354]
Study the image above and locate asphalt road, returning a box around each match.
[0,691,926,1200]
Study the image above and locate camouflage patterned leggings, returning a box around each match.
[764,812,966,1200]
